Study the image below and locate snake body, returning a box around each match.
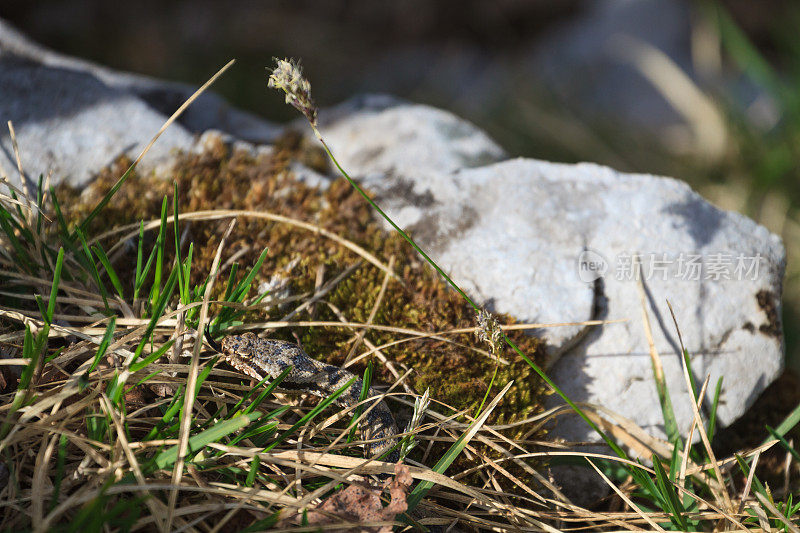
[211,332,398,460]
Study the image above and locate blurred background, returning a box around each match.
[2,0,799,372]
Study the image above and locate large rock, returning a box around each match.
[320,101,785,446]
[317,98,592,355]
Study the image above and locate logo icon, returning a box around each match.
[577,248,608,283]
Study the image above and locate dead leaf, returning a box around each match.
[287,463,413,532]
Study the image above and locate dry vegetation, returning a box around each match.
[0,59,797,532]
[0,129,557,530]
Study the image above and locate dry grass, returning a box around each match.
[0,60,797,532]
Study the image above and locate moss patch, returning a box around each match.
[58,131,548,434]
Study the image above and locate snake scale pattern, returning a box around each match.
[208,332,399,460]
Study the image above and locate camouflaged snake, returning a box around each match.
[206,331,399,460]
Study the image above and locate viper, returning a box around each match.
[205,331,399,461]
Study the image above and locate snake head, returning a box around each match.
[219,332,259,358]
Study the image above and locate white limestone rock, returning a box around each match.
[318,94,506,181]
[0,54,195,188]
[318,100,785,446]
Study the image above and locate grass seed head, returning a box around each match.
[475,308,503,356]
[399,387,431,459]
[267,57,318,127]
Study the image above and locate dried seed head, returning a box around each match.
[475,309,503,355]
[399,388,430,459]
[409,388,430,430]
[267,58,318,127]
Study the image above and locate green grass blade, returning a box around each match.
[475,363,499,418]
[264,375,355,452]
[212,249,269,331]
[132,369,165,388]
[34,294,48,324]
[153,411,262,469]
[7,188,25,221]
[18,326,36,389]
[198,366,289,434]
[133,221,145,301]
[144,385,185,441]
[66,480,111,532]
[49,188,83,273]
[129,339,176,373]
[46,248,64,322]
[92,243,125,300]
[80,317,117,390]
[49,187,71,241]
[668,439,681,481]
[214,374,272,420]
[222,263,239,301]
[150,197,169,305]
[0,213,35,273]
[250,410,290,448]
[134,263,180,363]
[405,380,513,514]
[0,327,37,439]
[2,194,35,247]
[135,218,163,305]
[76,229,110,312]
[108,264,179,402]
[8,189,22,222]
[707,377,723,443]
[44,346,64,365]
[239,512,280,532]
[65,480,145,532]
[177,356,218,419]
[735,454,767,497]
[628,460,664,509]
[681,348,700,403]
[348,362,372,444]
[652,453,688,530]
[245,455,260,487]
[229,419,280,447]
[148,358,220,439]
[230,248,269,302]
[766,400,800,443]
[181,244,193,307]
[766,425,800,463]
[654,367,681,446]
[711,2,800,120]
[172,182,185,304]
[86,408,107,443]
[242,366,291,415]
[73,163,138,240]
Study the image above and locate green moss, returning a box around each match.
[57,131,548,435]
